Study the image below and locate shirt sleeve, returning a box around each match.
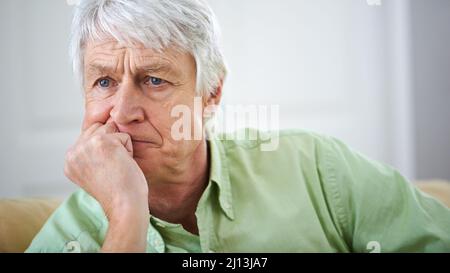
[25,189,106,253]
[317,136,450,253]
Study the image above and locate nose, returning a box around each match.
[110,79,145,125]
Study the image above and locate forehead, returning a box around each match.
[83,40,189,71]
[85,40,159,55]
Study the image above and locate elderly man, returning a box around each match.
[27,0,449,253]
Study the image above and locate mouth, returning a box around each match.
[131,138,161,148]
[115,120,163,150]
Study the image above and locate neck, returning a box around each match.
[147,140,210,234]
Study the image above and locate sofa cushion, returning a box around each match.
[0,198,61,253]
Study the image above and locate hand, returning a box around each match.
[64,121,149,252]
[64,121,149,217]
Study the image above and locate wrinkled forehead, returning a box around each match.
[83,39,191,74]
[83,39,183,63]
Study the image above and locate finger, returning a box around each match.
[92,120,119,136]
[81,115,105,132]
[81,116,91,132]
[82,122,103,137]
[110,133,134,157]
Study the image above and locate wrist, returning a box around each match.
[102,199,149,253]
[109,198,149,220]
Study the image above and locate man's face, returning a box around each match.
[82,40,205,181]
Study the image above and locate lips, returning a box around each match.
[115,120,163,149]
[130,137,161,148]
[128,129,163,148]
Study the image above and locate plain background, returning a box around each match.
[0,0,449,198]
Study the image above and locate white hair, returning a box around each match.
[70,0,227,96]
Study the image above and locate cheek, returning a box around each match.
[152,106,180,144]
[151,97,186,139]
[82,100,113,130]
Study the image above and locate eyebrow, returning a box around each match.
[86,64,109,75]
[136,63,181,77]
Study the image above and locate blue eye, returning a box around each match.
[149,77,163,85]
[98,78,110,88]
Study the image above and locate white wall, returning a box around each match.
[410,0,450,181]
[0,0,435,198]
[209,0,414,175]
[0,0,81,198]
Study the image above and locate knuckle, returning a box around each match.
[63,157,76,182]
[90,134,105,147]
[63,162,72,178]
[64,148,75,164]
[89,134,115,155]
[64,148,78,176]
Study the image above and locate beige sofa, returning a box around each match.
[1,181,449,253]
[0,198,61,253]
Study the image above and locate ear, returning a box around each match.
[204,79,223,107]
[202,79,223,121]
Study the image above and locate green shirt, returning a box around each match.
[26,129,450,253]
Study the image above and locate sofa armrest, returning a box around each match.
[415,180,450,208]
[0,198,61,253]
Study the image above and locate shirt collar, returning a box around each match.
[207,137,235,220]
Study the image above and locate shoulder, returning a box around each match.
[209,127,355,193]
[213,128,334,150]
[211,128,346,164]
[26,189,107,253]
